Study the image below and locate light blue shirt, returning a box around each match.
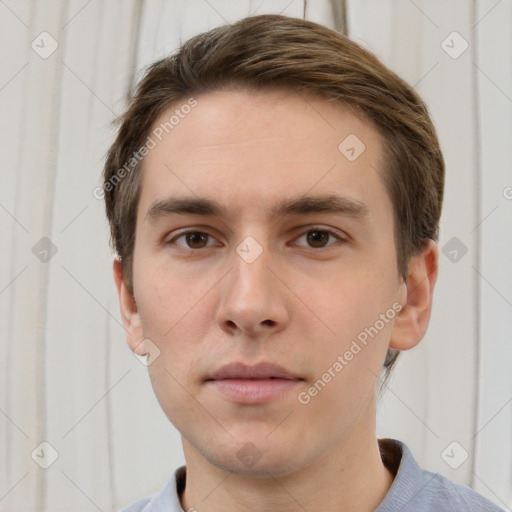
[120,439,505,511]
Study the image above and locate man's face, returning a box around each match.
[127,89,407,476]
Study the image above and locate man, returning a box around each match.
[102,14,504,512]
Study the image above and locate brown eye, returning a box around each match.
[170,231,215,250]
[184,232,210,249]
[294,228,342,249]
[306,230,331,248]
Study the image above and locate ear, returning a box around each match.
[113,259,146,356]
[389,239,439,351]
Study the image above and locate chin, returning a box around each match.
[200,439,304,479]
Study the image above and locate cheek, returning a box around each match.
[299,268,394,338]
[134,257,198,334]
[299,316,394,421]
[135,263,216,369]
[299,267,398,389]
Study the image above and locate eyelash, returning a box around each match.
[166,227,346,251]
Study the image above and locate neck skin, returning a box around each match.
[179,404,395,512]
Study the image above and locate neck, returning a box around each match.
[179,423,395,512]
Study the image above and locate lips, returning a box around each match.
[205,362,303,405]
[206,362,302,381]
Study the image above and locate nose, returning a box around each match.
[215,240,290,338]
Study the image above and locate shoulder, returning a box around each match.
[118,466,186,512]
[411,469,505,511]
[377,439,505,512]
[119,497,152,512]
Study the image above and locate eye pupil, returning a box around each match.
[186,232,208,248]
[307,230,329,248]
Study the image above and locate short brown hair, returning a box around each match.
[102,14,444,376]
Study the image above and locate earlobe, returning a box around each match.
[389,239,439,351]
[113,259,146,355]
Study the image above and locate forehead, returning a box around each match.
[138,88,392,226]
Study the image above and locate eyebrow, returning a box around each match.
[145,193,370,223]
